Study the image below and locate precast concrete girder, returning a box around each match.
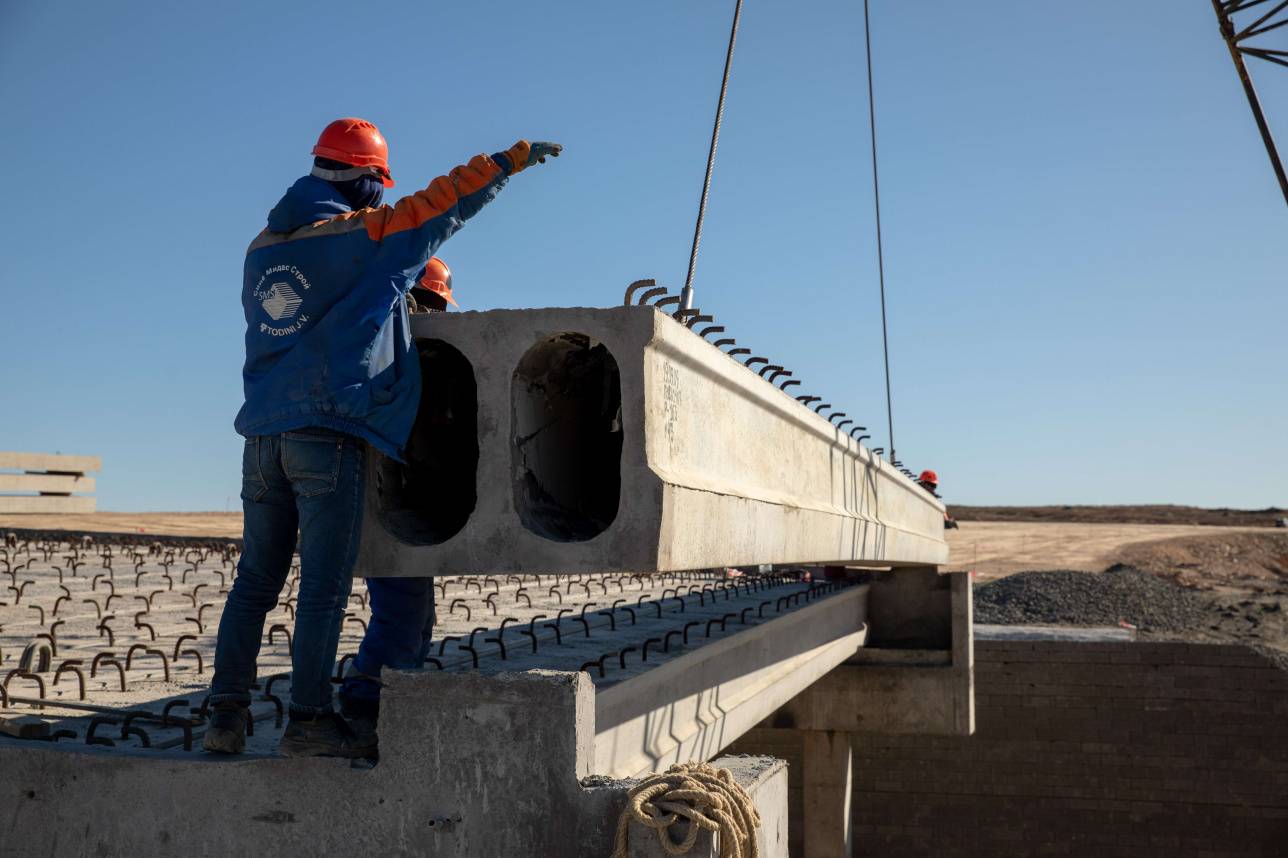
[355,305,948,576]
[595,583,870,778]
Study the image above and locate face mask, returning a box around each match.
[335,174,384,210]
[313,158,385,210]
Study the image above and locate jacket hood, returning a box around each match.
[266,175,353,233]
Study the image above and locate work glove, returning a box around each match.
[526,141,562,167]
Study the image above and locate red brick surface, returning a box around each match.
[851,641,1288,857]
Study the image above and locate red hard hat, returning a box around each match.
[312,118,394,187]
[918,469,939,487]
[418,257,456,306]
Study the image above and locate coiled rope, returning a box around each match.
[610,762,762,858]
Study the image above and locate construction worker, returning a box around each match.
[204,118,561,758]
[407,256,455,314]
[335,259,459,753]
[918,469,958,529]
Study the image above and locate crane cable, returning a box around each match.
[680,0,744,312]
[677,0,903,470]
[864,0,897,464]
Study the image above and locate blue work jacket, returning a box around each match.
[235,143,531,459]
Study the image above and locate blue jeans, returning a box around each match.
[210,429,365,717]
[340,577,436,703]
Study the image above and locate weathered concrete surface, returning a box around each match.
[0,473,95,494]
[0,452,99,514]
[0,452,101,473]
[0,495,96,513]
[801,730,853,858]
[355,305,948,576]
[2,669,788,858]
[596,584,869,777]
[765,571,974,736]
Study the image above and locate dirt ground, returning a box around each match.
[952,503,1285,528]
[943,520,1268,580]
[0,511,242,538]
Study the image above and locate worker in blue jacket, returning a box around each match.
[204,118,561,758]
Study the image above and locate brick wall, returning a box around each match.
[853,641,1288,857]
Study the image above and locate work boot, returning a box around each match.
[278,712,376,760]
[202,702,248,754]
[338,694,380,761]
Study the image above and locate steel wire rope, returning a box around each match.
[864,0,897,463]
[680,0,745,312]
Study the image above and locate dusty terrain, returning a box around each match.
[0,512,242,539]
[942,521,1267,580]
[952,503,1285,528]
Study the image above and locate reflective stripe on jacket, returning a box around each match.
[235,143,530,458]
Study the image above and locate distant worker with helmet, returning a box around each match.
[917,469,958,530]
[335,256,463,749]
[204,118,561,759]
[408,257,455,314]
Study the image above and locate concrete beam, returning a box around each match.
[0,452,100,473]
[0,473,96,494]
[595,585,870,778]
[355,306,948,576]
[0,495,96,514]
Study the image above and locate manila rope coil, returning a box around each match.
[610,762,762,858]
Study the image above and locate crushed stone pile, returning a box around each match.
[973,565,1212,632]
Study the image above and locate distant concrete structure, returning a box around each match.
[355,306,948,577]
[0,451,100,514]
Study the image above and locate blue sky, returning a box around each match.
[1,0,1284,511]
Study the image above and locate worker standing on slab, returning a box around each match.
[204,118,561,758]
[335,258,459,755]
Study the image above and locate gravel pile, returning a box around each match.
[974,565,1213,631]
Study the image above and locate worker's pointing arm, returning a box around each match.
[362,140,561,281]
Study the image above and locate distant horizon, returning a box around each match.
[69,502,1287,514]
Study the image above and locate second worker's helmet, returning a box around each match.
[918,469,939,488]
[312,118,394,187]
[417,257,456,306]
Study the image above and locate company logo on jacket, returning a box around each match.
[261,282,303,320]
[253,265,312,336]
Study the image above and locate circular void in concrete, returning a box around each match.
[512,332,623,542]
[375,338,478,545]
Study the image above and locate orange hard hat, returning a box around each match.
[918,469,938,487]
[418,257,456,306]
[312,118,394,187]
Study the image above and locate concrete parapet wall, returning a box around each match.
[355,306,947,576]
[2,668,789,858]
[740,640,1288,857]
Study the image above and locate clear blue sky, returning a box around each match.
[1,1,1284,511]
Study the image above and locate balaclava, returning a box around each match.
[313,157,384,210]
